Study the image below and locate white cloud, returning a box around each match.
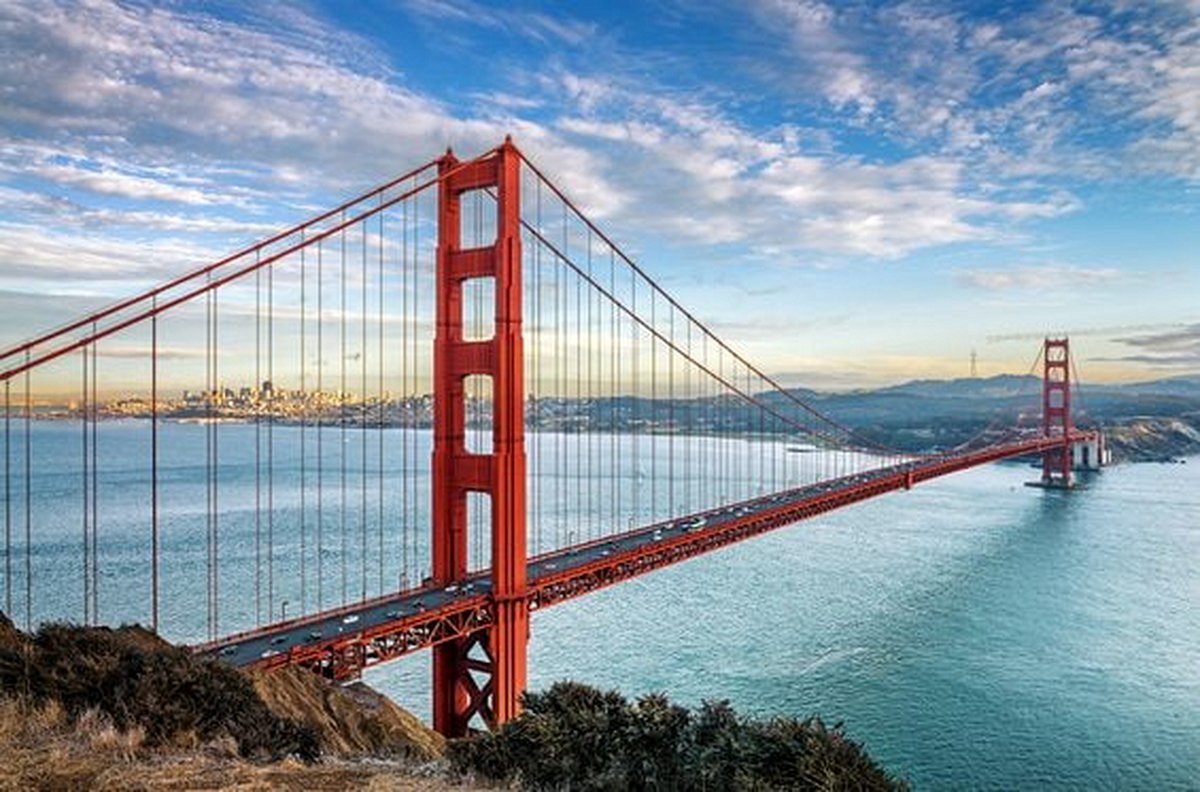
[0,0,627,285]
[955,264,1124,291]
[753,0,876,112]
[29,161,219,205]
[0,180,275,236]
[553,76,1075,257]
[0,0,599,191]
[1106,323,1200,368]
[0,222,216,286]
[747,0,1200,183]
[404,0,598,45]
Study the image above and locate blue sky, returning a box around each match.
[1,0,1197,388]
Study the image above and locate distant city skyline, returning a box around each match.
[1,1,1197,388]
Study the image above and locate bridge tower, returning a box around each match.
[1041,337,1073,488]
[432,139,528,735]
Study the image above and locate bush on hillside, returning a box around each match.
[0,613,319,761]
[450,680,907,791]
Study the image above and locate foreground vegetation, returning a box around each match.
[0,696,462,791]
[0,612,456,789]
[451,681,907,791]
[2,613,903,789]
[0,612,320,761]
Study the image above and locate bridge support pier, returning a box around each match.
[432,140,528,736]
[1040,338,1073,489]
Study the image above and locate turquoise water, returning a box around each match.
[369,456,1200,790]
[4,421,1197,788]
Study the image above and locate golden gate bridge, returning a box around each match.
[0,138,1101,736]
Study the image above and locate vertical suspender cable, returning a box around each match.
[267,250,275,620]
[204,286,211,636]
[205,281,214,639]
[212,288,220,636]
[410,183,418,585]
[609,247,618,537]
[650,289,657,523]
[587,231,596,540]
[317,239,324,608]
[24,354,31,630]
[686,321,696,513]
[575,224,582,540]
[631,266,638,525]
[151,305,159,633]
[255,256,262,624]
[556,206,564,550]
[340,221,348,605]
[377,202,385,594]
[668,305,674,517]
[531,182,541,554]
[4,379,10,617]
[81,349,89,622]
[90,333,98,624]
[361,222,368,599]
[399,201,408,589]
[299,236,307,613]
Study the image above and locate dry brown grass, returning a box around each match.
[248,667,445,761]
[0,698,478,791]
[0,616,480,789]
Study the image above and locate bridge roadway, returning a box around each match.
[196,433,1087,679]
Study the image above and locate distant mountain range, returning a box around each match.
[812,372,1200,401]
[775,373,1200,460]
[533,373,1200,461]
[776,373,1200,423]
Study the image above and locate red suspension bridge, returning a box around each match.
[0,139,1101,736]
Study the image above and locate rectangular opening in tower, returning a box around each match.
[461,277,495,342]
[465,490,492,573]
[464,373,493,455]
[458,188,498,249]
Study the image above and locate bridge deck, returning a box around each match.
[196,434,1087,678]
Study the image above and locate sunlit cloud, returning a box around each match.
[1101,323,1200,368]
[956,264,1124,291]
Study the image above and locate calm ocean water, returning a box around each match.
[3,421,1197,788]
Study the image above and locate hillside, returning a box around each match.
[248,665,444,761]
[0,613,459,790]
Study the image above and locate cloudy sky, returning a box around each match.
[1,0,1197,388]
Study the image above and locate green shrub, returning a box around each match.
[450,681,907,791]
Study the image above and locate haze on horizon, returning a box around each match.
[0,0,1197,392]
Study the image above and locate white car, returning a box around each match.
[342,614,360,625]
